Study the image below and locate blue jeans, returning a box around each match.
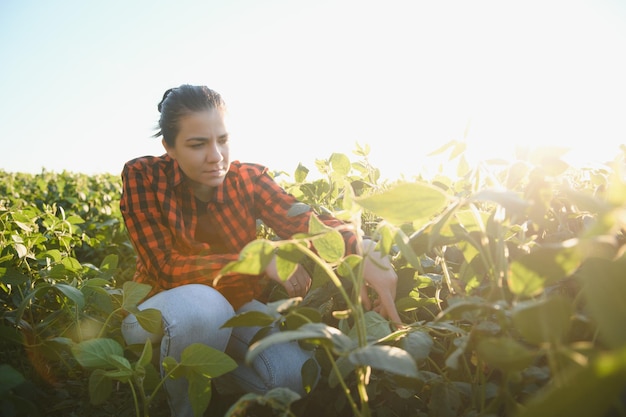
[121,284,314,417]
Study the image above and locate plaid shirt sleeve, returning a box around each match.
[246,164,358,253]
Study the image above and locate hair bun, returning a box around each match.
[157,88,175,113]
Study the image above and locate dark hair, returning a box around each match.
[154,84,226,147]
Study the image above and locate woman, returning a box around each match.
[120,84,400,416]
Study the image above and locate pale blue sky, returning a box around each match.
[1,0,625,180]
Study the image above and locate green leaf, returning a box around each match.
[220,240,274,276]
[302,358,319,394]
[61,256,82,273]
[72,338,125,369]
[108,354,132,371]
[162,357,185,379]
[88,369,113,405]
[330,152,351,176]
[37,249,63,262]
[355,181,449,226]
[294,163,309,183]
[470,188,530,215]
[135,308,163,335]
[517,346,626,417]
[348,345,419,379]
[400,331,434,362]
[188,373,212,417]
[312,229,345,263]
[54,283,85,309]
[99,254,119,271]
[308,214,329,234]
[512,296,573,346]
[0,324,25,346]
[347,311,391,341]
[578,256,626,349]
[509,242,583,297]
[475,337,537,373]
[122,281,152,310]
[0,364,26,394]
[103,368,133,383]
[275,243,302,281]
[221,311,277,328]
[136,339,153,369]
[246,323,353,364]
[180,343,237,377]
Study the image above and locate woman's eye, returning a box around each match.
[190,143,204,149]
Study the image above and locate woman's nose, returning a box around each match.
[205,142,223,162]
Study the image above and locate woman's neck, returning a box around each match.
[189,181,215,202]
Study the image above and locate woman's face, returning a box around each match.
[163,108,230,197]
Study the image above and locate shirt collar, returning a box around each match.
[163,153,185,188]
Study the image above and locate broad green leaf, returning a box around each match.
[180,343,237,377]
[355,181,449,226]
[393,228,423,270]
[429,381,462,417]
[54,283,85,309]
[0,324,25,345]
[122,281,152,310]
[0,364,25,394]
[400,331,434,362]
[312,229,345,263]
[308,214,329,234]
[509,242,583,297]
[348,345,419,379]
[221,311,277,328]
[347,311,391,341]
[99,254,119,271]
[188,373,212,417]
[475,337,537,373]
[61,256,82,273]
[330,152,351,176]
[578,256,626,349]
[37,249,63,262]
[72,338,125,369]
[294,163,309,183]
[512,296,573,346]
[220,240,274,275]
[246,323,353,364]
[328,356,357,388]
[135,308,163,335]
[108,354,132,371]
[470,188,530,215]
[517,346,626,417]
[275,243,302,281]
[88,369,113,405]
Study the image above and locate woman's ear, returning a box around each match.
[162,139,175,157]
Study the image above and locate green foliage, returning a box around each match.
[2,142,626,416]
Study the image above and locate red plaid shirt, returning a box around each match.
[120,154,356,309]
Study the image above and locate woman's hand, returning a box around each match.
[360,239,403,328]
[265,255,312,298]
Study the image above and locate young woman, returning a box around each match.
[120,84,401,417]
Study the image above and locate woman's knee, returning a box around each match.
[123,284,235,350]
